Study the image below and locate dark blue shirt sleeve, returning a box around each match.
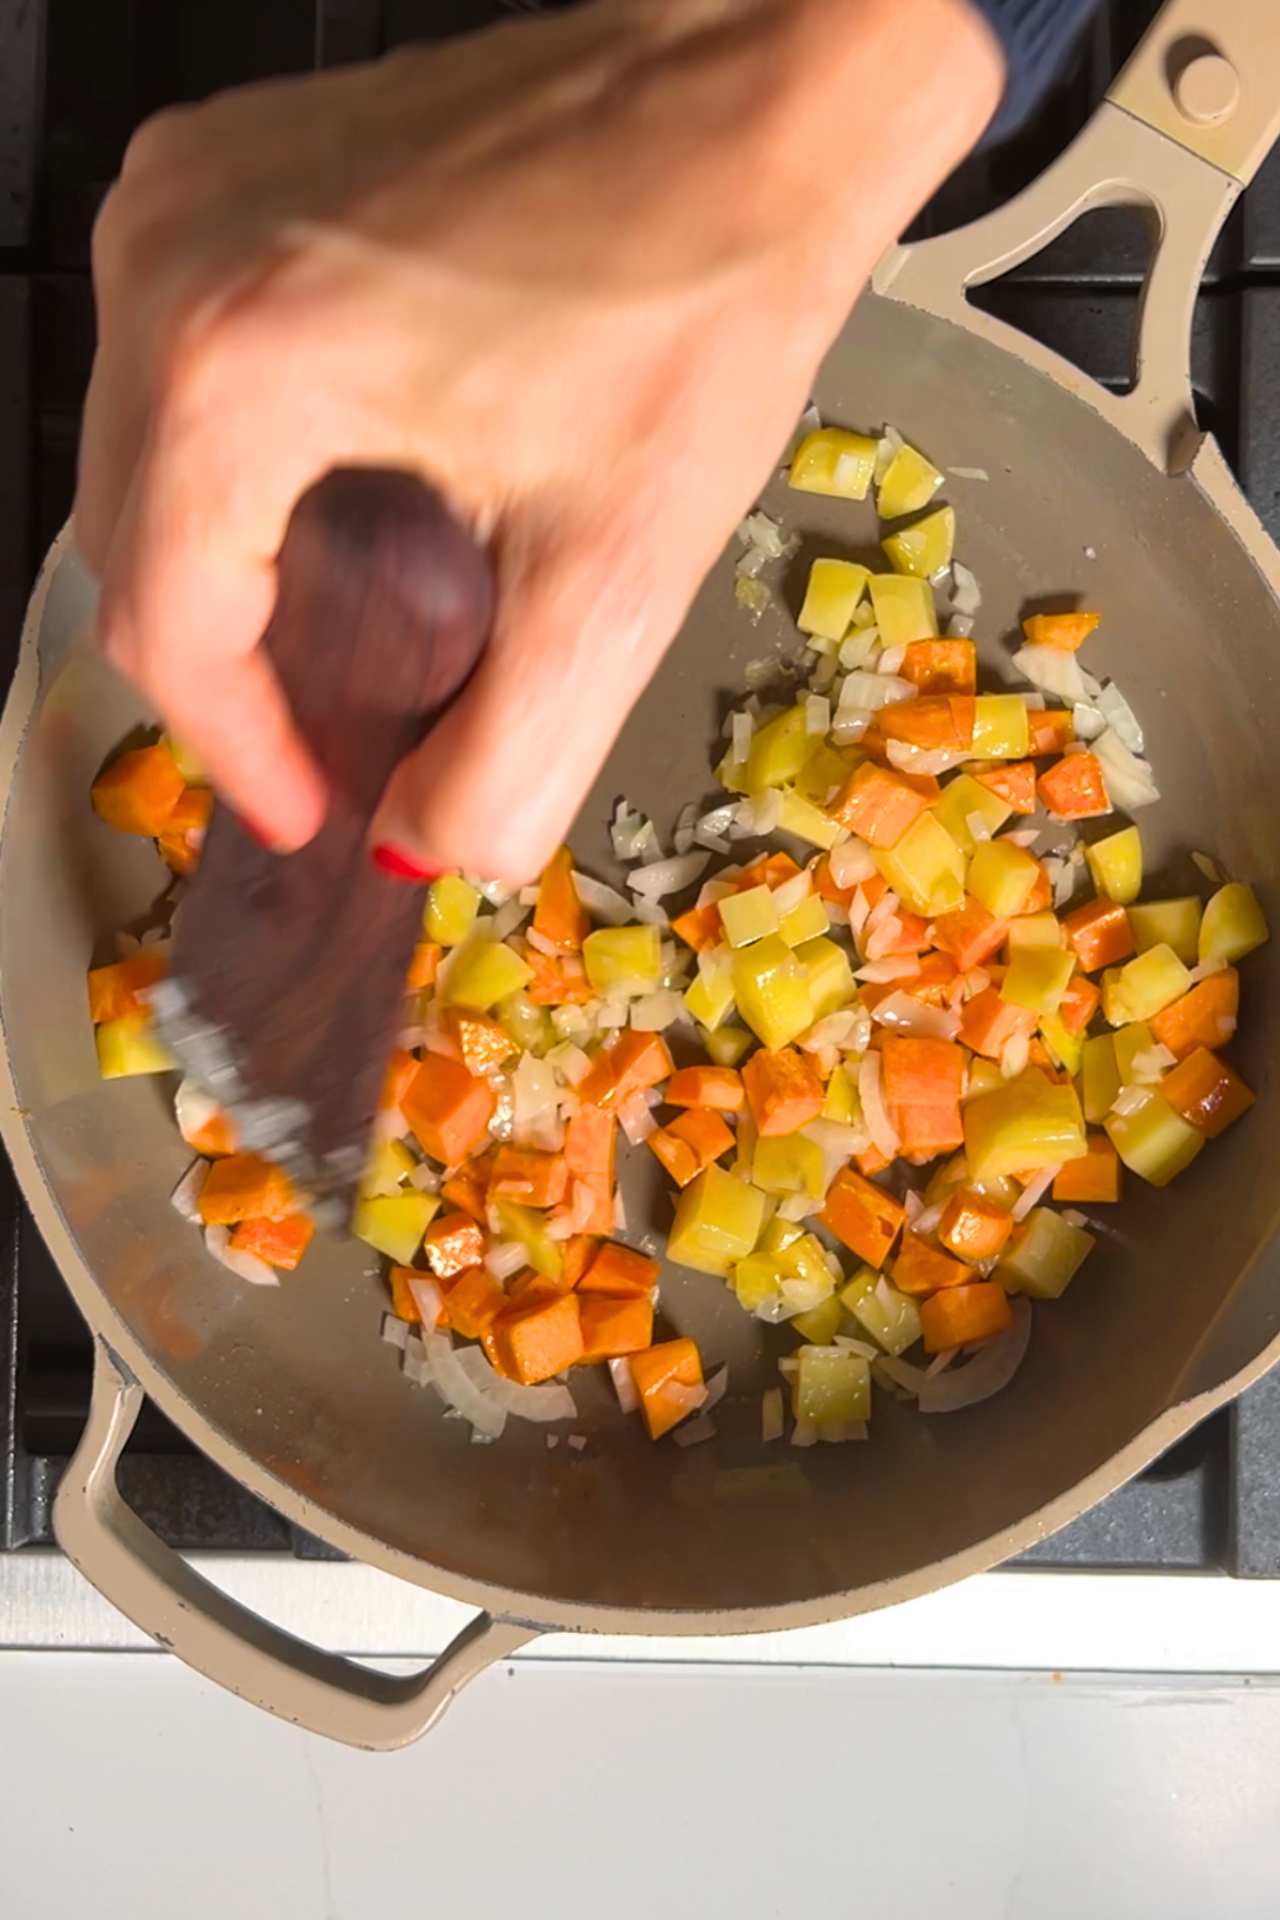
[967,0,1104,141]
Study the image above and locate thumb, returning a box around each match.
[370,534,688,886]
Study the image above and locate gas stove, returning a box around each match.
[4,0,1280,1586]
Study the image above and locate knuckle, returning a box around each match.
[120,103,198,182]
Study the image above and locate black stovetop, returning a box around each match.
[4,0,1280,1571]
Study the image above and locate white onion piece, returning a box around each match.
[1111,1084,1151,1119]
[872,991,961,1040]
[701,1366,730,1416]
[484,1239,528,1282]
[525,926,558,956]
[664,1382,709,1421]
[913,1202,946,1238]
[490,895,531,942]
[1000,1032,1031,1079]
[382,1312,411,1350]
[453,1345,576,1423]
[731,711,754,765]
[878,645,906,676]
[761,1387,785,1443]
[1012,1165,1060,1221]
[738,510,790,560]
[777,1194,815,1223]
[170,1159,207,1222]
[768,872,810,920]
[673,803,698,856]
[859,1050,900,1157]
[848,889,872,939]
[918,1298,1032,1414]
[950,562,982,615]
[948,466,989,481]
[1071,702,1106,742]
[838,628,881,671]
[1096,682,1144,753]
[828,837,878,888]
[805,694,830,736]
[513,1052,563,1151]
[885,740,967,778]
[873,424,904,484]
[674,1413,717,1449]
[408,1276,446,1331]
[1013,644,1089,705]
[790,1418,819,1448]
[801,1010,858,1052]
[856,955,921,985]
[174,1079,225,1152]
[423,1332,508,1439]
[1092,728,1161,810]
[609,1357,640,1414]
[630,851,709,900]
[204,1225,278,1288]
[946,614,974,639]
[1131,1044,1175,1084]
[1187,958,1230,986]
[838,670,917,713]
[618,1087,658,1145]
[1003,828,1040,848]
[864,914,906,962]
[570,870,634,926]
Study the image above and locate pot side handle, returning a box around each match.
[53,1342,539,1750]
[874,0,1280,475]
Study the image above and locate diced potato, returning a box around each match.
[742,706,811,795]
[796,935,856,1019]
[1039,1012,1083,1078]
[733,936,816,1049]
[359,1136,416,1199]
[1106,1090,1205,1187]
[703,1023,753,1066]
[1007,912,1063,952]
[1199,883,1269,968]
[1113,1021,1154,1084]
[881,505,955,578]
[822,1063,860,1124]
[95,1013,177,1079]
[492,1198,563,1280]
[684,950,736,1030]
[441,934,534,1010]
[668,1165,768,1277]
[778,893,830,947]
[792,1346,871,1427]
[798,559,870,641]
[752,1132,826,1199]
[877,442,943,521]
[733,1252,785,1317]
[998,1208,1095,1299]
[1000,945,1075,1018]
[932,772,1011,854]
[582,925,662,996]
[874,812,965,917]
[794,741,860,809]
[789,428,878,500]
[352,1191,440,1266]
[719,885,780,949]
[968,839,1040,919]
[1128,898,1202,966]
[776,1231,837,1294]
[839,1264,922,1356]
[964,1057,1006,1100]
[868,574,939,648]
[425,874,480,947]
[1081,1033,1120,1122]
[964,1069,1087,1182]
[1105,944,1192,1025]
[791,1296,843,1346]
[1086,825,1142,905]
[778,790,843,849]
[971,695,1031,760]
[499,989,553,1055]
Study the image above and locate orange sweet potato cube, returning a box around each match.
[422,1210,486,1279]
[1037,752,1111,820]
[229,1214,315,1270]
[900,639,976,695]
[664,1065,744,1112]
[820,1167,905,1268]
[198,1152,293,1226]
[445,1006,516,1076]
[402,1055,496,1166]
[920,1281,1012,1352]
[578,1294,654,1364]
[829,761,927,848]
[577,1243,659,1297]
[1150,970,1239,1061]
[937,1188,1014,1261]
[493,1292,584,1385]
[1159,1047,1255,1139]
[959,987,1037,1060]
[443,1267,508,1340]
[91,743,185,836]
[1053,1134,1122,1202]
[974,760,1037,812]
[892,1231,973,1297]
[628,1338,704,1440]
[87,953,166,1025]
[932,897,1009,973]
[489,1146,569,1208]
[1061,898,1135,972]
[742,1046,824,1137]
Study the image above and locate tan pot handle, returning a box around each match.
[875,0,1280,474]
[53,1342,539,1749]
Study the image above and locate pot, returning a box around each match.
[3,0,1280,1750]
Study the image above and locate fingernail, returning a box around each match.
[371,843,445,884]
[236,813,279,852]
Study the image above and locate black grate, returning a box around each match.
[4,0,1280,1571]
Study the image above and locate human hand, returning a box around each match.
[78,0,1002,882]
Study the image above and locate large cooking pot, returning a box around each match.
[3,1,1280,1750]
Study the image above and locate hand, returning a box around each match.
[78,0,1002,882]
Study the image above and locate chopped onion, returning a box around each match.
[801,1010,858,1052]
[777,1194,815,1223]
[872,991,961,1039]
[771,871,812,918]
[694,825,731,855]
[751,788,784,835]
[761,1387,785,1442]
[913,1201,946,1237]
[1092,727,1160,810]
[170,1158,207,1222]
[946,614,974,639]
[453,1345,576,1423]
[571,870,633,926]
[838,670,917,713]
[525,926,558,956]
[848,889,873,939]
[1003,828,1040,849]
[674,1413,717,1449]
[790,1417,818,1448]
[382,1313,410,1350]
[859,1050,900,1157]
[1072,701,1106,742]
[1111,1084,1151,1120]
[1000,1032,1031,1079]
[519,885,540,907]
[1131,1043,1175,1084]
[737,510,791,561]
[700,1365,730,1416]
[873,424,904,484]
[422,1332,507,1439]
[1192,851,1226,886]
[1013,644,1089,705]
[490,896,530,941]
[1187,958,1229,986]
[484,1239,527,1282]
[408,1276,446,1331]
[828,837,877,888]
[919,1298,1032,1414]
[838,628,881,671]
[878,645,906,676]
[804,693,830,736]
[948,466,989,482]
[630,851,709,900]
[1096,682,1144,753]
[204,1225,278,1288]
[664,1381,709,1421]
[856,955,921,984]
[618,1088,659,1145]
[673,803,698,856]
[513,1052,563,1150]
[731,711,754,764]
[1012,1165,1060,1221]
[609,1357,639,1414]
[950,562,982,616]
[819,1420,868,1444]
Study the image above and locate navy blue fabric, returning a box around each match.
[968,0,1103,140]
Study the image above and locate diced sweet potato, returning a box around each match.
[1053,1134,1122,1202]
[198,1153,293,1226]
[1058,974,1102,1035]
[402,1056,496,1166]
[878,696,975,752]
[1021,612,1100,652]
[532,845,590,953]
[932,898,1008,973]
[442,1266,508,1340]
[900,639,977,695]
[974,761,1037,812]
[523,947,595,1006]
[1062,899,1135,973]
[489,1147,569,1209]
[892,1232,972,1296]
[1150,969,1239,1062]
[1159,1047,1255,1139]
[445,1006,516,1076]
[742,1046,824,1137]
[820,1167,905,1267]
[937,1188,1014,1261]
[959,987,1037,1060]
[828,762,926,848]
[1027,710,1075,757]
[1037,752,1111,820]
[91,743,185,835]
[406,941,442,990]
[493,1292,584,1385]
[87,953,166,1025]
[628,1338,704,1440]
[229,1213,315,1270]
[919,1281,1012,1352]
[577,1030,674,1111]
[664,1065,744,1112]
[440,1153,493,1223]
[578,1294,654,1364]
[422,1210,486,1279]
[577,1242,659,1296]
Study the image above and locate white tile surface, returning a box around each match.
[3,1654,1280,1920]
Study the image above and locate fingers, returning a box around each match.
[370,524,692,885]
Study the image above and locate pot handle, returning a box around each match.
[874,0,1280,474]
[53,1342,539,1750]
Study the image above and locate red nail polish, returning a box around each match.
[236,813,277,851]
[372,843,444,884]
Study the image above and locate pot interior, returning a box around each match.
[5,291,1280,1620]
